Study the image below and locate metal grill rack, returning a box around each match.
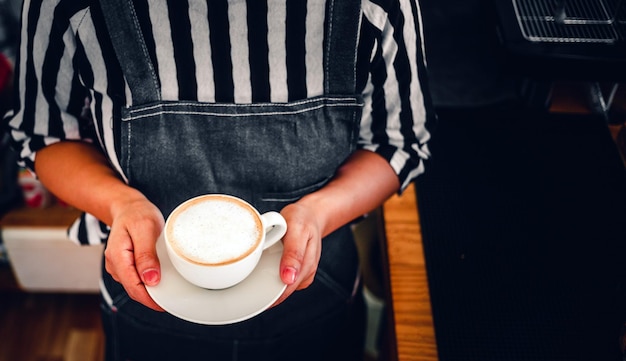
[513,0,625,43]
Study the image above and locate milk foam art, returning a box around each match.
[169,198,262,265]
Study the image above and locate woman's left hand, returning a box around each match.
[271,201,323,306]
[270,150,401,307]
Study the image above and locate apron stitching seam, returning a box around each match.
[122,97,361,117]
[126,124,132,180]
[122,103,361,121]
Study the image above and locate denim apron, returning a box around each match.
[97,1,366,360]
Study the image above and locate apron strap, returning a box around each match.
[324,0,362,95]
[97,0,161,104]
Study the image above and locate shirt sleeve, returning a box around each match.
[2,1,93,172]
[358,0,435,192]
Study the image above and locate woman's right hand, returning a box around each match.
[34,142,167,312]
[104,195,166,312]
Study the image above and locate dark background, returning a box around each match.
[416,1,626,360]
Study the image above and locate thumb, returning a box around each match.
[134,235,162,286]
[279,236,304,285]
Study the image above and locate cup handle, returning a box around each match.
[260,211,288,250]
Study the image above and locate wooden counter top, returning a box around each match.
[0,203,82,228]
[382,182,438,361]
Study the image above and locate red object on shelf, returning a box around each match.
[17,168,52,208]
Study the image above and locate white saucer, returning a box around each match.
[146,235,287,325]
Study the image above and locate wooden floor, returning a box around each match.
[0,269,104,361]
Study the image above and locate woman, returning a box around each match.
[4,0,434,359]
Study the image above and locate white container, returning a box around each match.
[3,224,103,293]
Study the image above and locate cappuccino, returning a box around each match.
[166,196,262,265]
[164,194,287,289]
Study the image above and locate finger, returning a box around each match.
[271,252,318,308]
[132,232,162,287]
[125,278,165,312]
[279,229,321,288]
[296,272,315,290]
[115,247,161,310]
[279,238,304,285]
[105,245,165,312]
[272,233,306,306]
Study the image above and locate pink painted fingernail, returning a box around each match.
[282,267,297,284]
[142,269,159,285]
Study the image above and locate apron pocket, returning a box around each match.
[119,96,361,216]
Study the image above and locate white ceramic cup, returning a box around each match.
[164,194,287,289]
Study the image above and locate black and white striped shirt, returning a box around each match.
[4,0,434,244]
